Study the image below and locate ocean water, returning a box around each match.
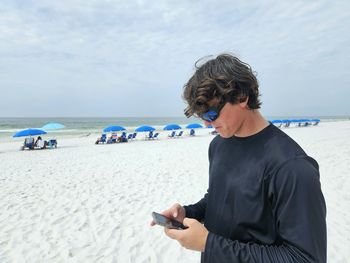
[0,116,349,142]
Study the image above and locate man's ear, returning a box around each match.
[239,96,249,108]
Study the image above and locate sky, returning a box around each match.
[0,0,349,117]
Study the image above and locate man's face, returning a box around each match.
[203,99,248,138]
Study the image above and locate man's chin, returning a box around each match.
[218,132,230,138]
[217,129,236,138]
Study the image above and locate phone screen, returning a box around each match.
[152,212,188,230]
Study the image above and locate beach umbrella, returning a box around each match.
[271,120,282,124]
[41,122,65,130]
[103,125,126,133]
[186,123,203,129]
[206,124,214,128]
[163,124,182,130]
[13,128,47,138]
[135,125,155,132]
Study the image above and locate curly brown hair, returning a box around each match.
[183,53,261,118]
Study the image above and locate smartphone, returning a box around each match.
[152,212,188,230]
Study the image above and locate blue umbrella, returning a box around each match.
[186,123,203,129]
[163,124,182,130]
[281,119,291,123]
[135,125,155,132]
[271,120,282,124]
[206,124,213,128]
[13,128,47,138]
[103,125,126,133]
[41,122,65,130]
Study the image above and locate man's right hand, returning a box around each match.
[150,203,186,226]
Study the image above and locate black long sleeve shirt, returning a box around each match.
[184,124,327,263]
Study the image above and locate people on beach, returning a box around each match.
[95,134,107,144]
[117,132,128,143]
[152,54,327,262]
[34,136,42,146]
[34,136,46,149]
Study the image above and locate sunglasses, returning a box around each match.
[200,101,226,122]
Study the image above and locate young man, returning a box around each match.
[152,54,327,262]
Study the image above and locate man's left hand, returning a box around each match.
[164,218,209,252]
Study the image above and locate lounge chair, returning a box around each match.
[36,139,46,149]
[168,131,176,138]
[145,131,154,140]
[95,134,107,144]
[127,134,133,140]
[311,119,320,126]
[47,139,57,148]
[176,131,184,138]
[282,120,291,128]
[108,133,118,143]
[271,120,282,128]
[22,137,34,150]
[118,132,128,143]
[132,132,137,140]
[190,129,195,136]
[152,132,159,139]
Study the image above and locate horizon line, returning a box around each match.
[0,115,349,119]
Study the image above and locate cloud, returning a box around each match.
[0,0,349,116]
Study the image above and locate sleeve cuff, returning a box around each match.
[203,232,215,262]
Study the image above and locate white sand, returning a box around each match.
[0,121,349,262]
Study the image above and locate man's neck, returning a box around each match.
[235,110,269,137]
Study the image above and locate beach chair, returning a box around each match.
[168,131,176,138]
[271,120,282,128]
[111,133,118,143]
[132,132,137,140]
[118,132,128,143]
[176,131,183,138]
[127,134,133,140]
[96,134,107,144]
[47,139,57,149]
[22,137,34,150]
[190,129,195,136]
[145,131,154,140]
[36,139,46,149]
[311,119,320,126]
[152,132,159,139]
[282,120,291,128]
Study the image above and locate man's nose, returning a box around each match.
[204,120,211,127]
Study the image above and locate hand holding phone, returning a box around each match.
[152,212,188,230]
